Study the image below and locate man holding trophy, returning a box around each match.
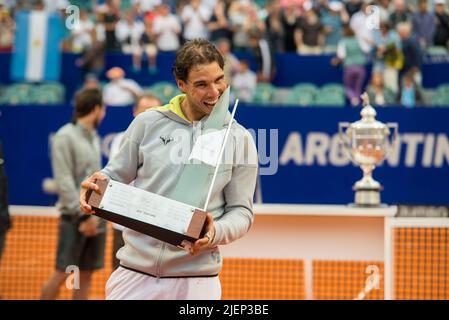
[79,39,259,299]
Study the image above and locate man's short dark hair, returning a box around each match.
[172,39,224,82]
[73,88,103,121]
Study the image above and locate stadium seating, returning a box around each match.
[315,83,345,107]
[251,83,276,105]
[149,81,180,104]
[0,82,65,105]
[432,83,449,106]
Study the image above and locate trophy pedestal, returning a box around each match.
[353,187,382,207]
[351,176,385,207]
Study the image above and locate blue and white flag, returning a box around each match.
[11,11,63,82]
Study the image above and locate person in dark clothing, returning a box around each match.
[390,0,412,29]
[0,139,11,262]
[103,0,120,51]
[397,22,423,86]
[412,0,436,49]
[207,0,231,44]
[345,0,362,18]
[282,4,300,52]
[248,29,276,83]
[434,0,449,49]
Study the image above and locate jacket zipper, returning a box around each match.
[155,122,197,280]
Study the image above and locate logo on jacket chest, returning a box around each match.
[160,135,174,145]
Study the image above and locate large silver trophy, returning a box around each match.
[339,93,398,206]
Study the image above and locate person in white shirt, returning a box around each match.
[109,93,161,271]
[181,0,212,41]
[349,2,375,54]
[71,10,95,53]
[152,3,182,51]
[103,67,144,106]
[232,59,257,103]
[116,11,146,70]
[132,0,162,13]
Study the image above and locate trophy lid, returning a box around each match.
[350,93,389,132]
[360,93,376,121]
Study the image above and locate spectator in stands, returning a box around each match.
[207,0,231,45]
[232,59,257,103]
[434,0,449,49]
[321,1,349,52]
[102,0,121,51]
[0,0,16,11]
[282,2,301,52]
[412,0,436,50]
[217,38,240,84]
[280,0,306,17]
[373,20,403,94]
[332,24,367,106]
[399,70,423,107]
[115,10,146,72]
[389,0,411,29]
[345,0,362,18]
[40,89,107,300]
[103,67,143,106]
[71,10,95,54]
[0,139,11,264]
[109,93,161,271]
[377,0,393,22]
[397,21,423,87]
[81,73,101,91]
[0,1,14,52]
[136,20,158,74]
[152,3,182,52]
[75,12,106,79]
[132,0,162,15]
[296,2,325,55]
[249,29,277,83]
[181,0,211,42]
[265,0,285,52]
[228,0,263,52]
[349,1,375,54]
[366,71,397,106]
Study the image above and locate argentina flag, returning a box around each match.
[11,10,63,82]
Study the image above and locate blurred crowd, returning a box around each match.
[0,0,449,107]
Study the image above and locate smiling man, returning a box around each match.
[79,39,258,300]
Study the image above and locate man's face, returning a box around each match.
[418,1,427,12]
[177,62,227,118]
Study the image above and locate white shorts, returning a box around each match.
[105,266,221,300]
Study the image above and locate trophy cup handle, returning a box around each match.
[338,122,356,164]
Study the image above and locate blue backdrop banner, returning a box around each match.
[0,105,448,206]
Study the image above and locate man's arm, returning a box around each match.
[101,117,143,184]
[80,115,146,214]
[210,131,259,247]
[51,134,79,216]
[210,164,258,246]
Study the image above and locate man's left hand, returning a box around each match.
[189,213,215,256]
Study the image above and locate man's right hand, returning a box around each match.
[79,171,108,215]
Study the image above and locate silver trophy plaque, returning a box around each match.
[339,93,398,206]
